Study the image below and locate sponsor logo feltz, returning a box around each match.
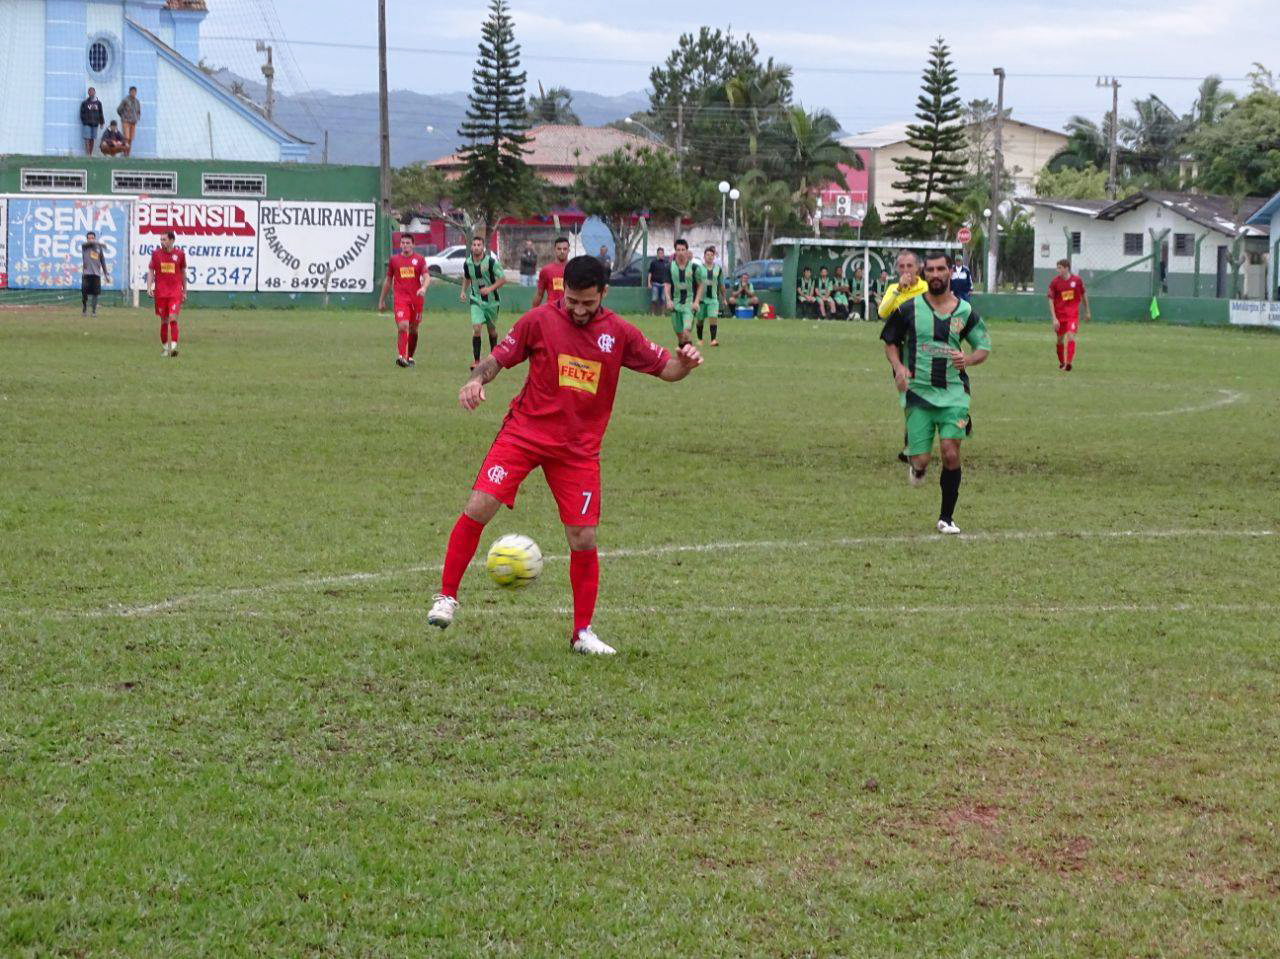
[557,354,602,394]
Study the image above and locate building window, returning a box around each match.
[1173,233,1194,256]
[20,168,88,193]
[1070,231,1082,253]
[202,173,266,197]
[112,170,178,195]
[1123,233,1144,256]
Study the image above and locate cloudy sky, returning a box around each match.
[202,0,1278,133]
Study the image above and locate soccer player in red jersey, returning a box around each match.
[427,256,703,655]
[1047,258,1090,371]
[146,230,186,357]
[378,234,430,367]
[531,235,570,309]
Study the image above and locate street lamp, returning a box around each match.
[728,188,740,271]
[718,181,731,271]
[624,116,665,146]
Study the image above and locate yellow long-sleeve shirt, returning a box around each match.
[877,277,928,320]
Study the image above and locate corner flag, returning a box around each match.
[1149,296,1161,320]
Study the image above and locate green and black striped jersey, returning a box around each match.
[464,253,502,303]
[880,296,991,410]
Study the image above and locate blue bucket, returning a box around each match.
[734,305,755,318]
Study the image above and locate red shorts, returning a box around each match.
[1054,314,1079,334]
[154,296,182,319]
[473,431,601,526]
[394,297,423,325]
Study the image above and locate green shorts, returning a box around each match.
[904,403,971,455]
[698,299,719,321]
[469,300,500,326]
[671,306,695,335]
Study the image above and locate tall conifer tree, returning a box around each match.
[456,0,535,238]
[886,38,967,237]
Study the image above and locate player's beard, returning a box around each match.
[927,277,948,295]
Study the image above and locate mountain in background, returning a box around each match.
[205,69,649,167]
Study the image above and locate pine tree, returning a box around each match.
[885,38,967,238]
[456,0,535,239]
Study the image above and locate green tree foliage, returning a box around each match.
[761,107,858,226]
[528,83,580,125]
[859,204,884,240]
[575,145,684,266]
[734,171,794,260]
[886,38,967,237]
[1190,90,1280,199]
[1034,165,1110,199]
[390,163,476,234]
[455,0,539,238]
[723,59,794,172]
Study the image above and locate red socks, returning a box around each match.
[397,328,409,359]
[408,327,419,358]
[569,548,599,636]
[1066,340,1076,365]
[159,321,169,344]
[440,513,485,598]
[169,321,178,344]
[1056,341,1064,365]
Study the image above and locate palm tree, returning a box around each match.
[736,169,793,259]
[1049,115,1109,171]
[528,83,580,125]
[724,58,793,171]
[1120,95,1189,180]
[1189,75,1236,128]
[760,107,860,226]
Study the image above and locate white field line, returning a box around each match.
[987,388,1244,423]
[66,526,1274,620]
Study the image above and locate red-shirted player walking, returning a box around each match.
[1046,258,1090,371]
[378,234,430,367]
[427,256,703,655]
[147,230,187,357]
[531,235,570,309]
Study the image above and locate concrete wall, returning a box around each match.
[970,292,1235,327]
[0,0,47,154]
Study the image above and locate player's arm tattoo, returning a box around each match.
[468,355,502,385]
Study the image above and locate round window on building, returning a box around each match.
[88,40,111,75]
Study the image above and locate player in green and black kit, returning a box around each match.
[881,250,991,534]
[663,238,702,347]
[460,235,506,369]
[696,245,727,346]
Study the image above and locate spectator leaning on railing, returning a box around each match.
[117,86,141,156]
[80,87,105,156]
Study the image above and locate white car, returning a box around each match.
[421,245,470,278]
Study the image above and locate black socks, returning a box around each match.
[940,467,961,521]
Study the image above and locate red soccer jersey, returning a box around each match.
[536,261,566,305]
[490,302,671,458]
[149,247,186,297]
[1048,274,1085,321]
[387,252,426,303]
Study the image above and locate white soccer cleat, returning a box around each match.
[908,464,926,487]
[936,518,961,535]
[427,593,459,629]
[571,627,616,656]
[161,344,171,356]
[168,342,178,357]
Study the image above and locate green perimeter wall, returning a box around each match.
[971,293,1234,327]
[0,155,386,309]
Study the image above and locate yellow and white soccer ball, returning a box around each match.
[485,534,543,588]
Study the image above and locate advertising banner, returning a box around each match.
[257,201,377,293]
[131,199,259,291]
[1229,299,1280,331]
[0,199,7,289]
[4,197,130,290]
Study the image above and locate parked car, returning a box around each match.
[422,245,470,278]
[608,258,644,287]
[734,258,784,291]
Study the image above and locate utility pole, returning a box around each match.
[1097,76,1120,200]
[675,101,684,174]
[255,41,274,121]
[377,0,391,217]
[987,67,1005,294]
[322,130,329,164]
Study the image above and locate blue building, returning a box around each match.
[0,0,309,162]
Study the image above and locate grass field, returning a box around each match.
[2,303,1279,957]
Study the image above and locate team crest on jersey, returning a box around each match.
[486,465,508,484]
[557,354,601,394]
[596,333,615,354]
[950,316,965,335]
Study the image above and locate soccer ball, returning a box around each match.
[485,534,543,588]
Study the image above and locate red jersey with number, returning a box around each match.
[1048,274,1085,321]
[489,302,671,458]
[149,248,186,297]
[387,252,426,304]
[536,261,566,305]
